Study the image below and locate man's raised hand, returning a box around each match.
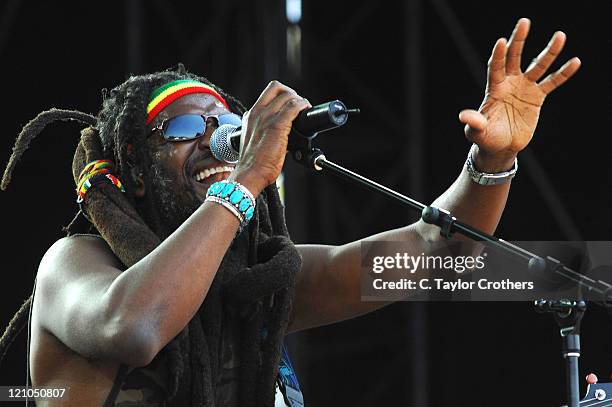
[458,18,581,171]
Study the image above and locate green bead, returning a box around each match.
[239,198,251,212]
[229,189,244,204]
[208,181,223,196]
[220,183,235,198]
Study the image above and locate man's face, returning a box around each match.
[144,93,236,231]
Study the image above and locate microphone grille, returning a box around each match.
[210,124,239,164]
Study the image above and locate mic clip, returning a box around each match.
[288,100,359,170]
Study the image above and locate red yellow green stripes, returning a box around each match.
[76,160,125,203]
[77,159,113,183]
[146,80,230,125]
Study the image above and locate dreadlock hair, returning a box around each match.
[0,108,97,370]
[0,64,301,407]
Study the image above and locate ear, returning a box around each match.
[131,167,146,198]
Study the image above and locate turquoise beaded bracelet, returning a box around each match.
[205,180,256,228]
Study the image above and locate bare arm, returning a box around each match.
[36,202,241,366]
[288,18,581,333]
[290,165,509,333]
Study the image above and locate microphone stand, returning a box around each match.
[287,119,612,407]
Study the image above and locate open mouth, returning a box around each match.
[193,165,235,185]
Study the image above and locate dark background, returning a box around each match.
[1,1,610,406]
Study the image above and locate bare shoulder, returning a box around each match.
[38,234,122,278]
[35,234,124,311]
[33,234,127,354]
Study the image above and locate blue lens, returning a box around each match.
[218,113,242,127]
[163,114,206,140]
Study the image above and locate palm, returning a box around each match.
[478,76,544,153]
[462,18,580,156]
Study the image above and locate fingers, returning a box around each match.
[506,18,531,75]
[234,82,310,193]
[459,109,488,143]
[240,81,309,150]
[253,80,296,107]
[251,80,309,120]
[459,109,488,132]
[538,57,581,95]
[265,87,304,115]
[276,97,311,125]
[525,31,567,82]
[487,38,507,86]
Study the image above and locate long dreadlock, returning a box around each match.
[0,108,97,367]
[0,64,301,406]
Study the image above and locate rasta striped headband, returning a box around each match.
[146,79,230,125]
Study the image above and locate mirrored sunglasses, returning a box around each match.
[150,113,242,141]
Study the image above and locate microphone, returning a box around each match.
[209,124,241,164]
[209,100,359,164]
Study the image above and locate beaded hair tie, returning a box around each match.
[76,159,125,203]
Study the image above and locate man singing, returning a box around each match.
[0,18,580,406]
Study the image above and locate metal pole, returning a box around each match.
[406,0,428,406]
[0,0,22,58]
[125,0,143,74]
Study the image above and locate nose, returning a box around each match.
[198,132,211,150]
[197,117,218,150]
